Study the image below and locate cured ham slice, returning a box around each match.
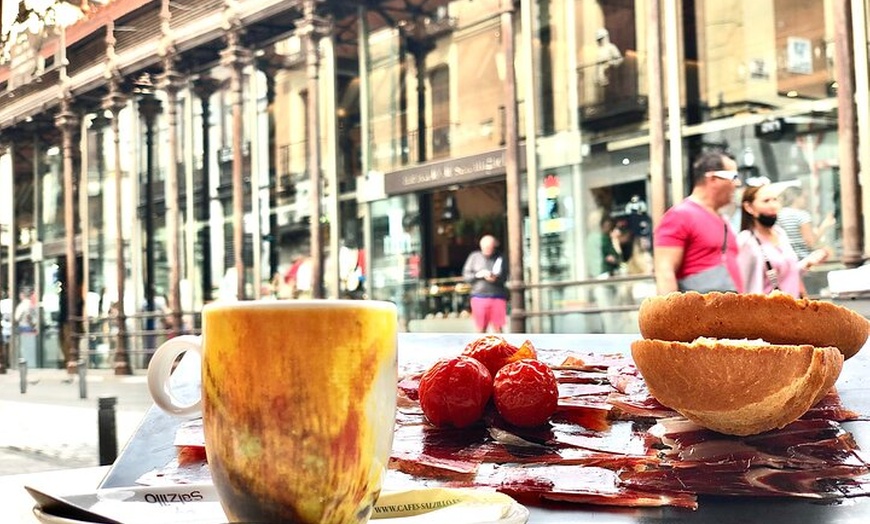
[387,462,698,509]
[650,419,868,474]
[553,402,612,432]
[481,463,698,509]
[553,368,610,385]
[607,392,678,420]
[556,352,628,371]
[621,464,870,499]
[803,389,860,422]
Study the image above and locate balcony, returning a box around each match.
[578,52,647,132]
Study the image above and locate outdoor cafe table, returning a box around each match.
[0,466,109,522]
[5,333,870,523]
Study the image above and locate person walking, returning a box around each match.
[653,149,743,294]
[462,235,508,333]
[738,180,827,298]
[778,185,834,262]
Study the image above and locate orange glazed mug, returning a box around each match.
[147,300,398,524]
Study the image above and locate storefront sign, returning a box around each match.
[786,37,812,75]
[754,118,794,140]
[384,148,525,194]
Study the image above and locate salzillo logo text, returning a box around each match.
[144,490,204,506]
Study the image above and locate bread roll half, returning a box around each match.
[630,338,844,436]
[639,292,870,360]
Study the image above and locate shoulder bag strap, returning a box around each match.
[751,232,779,290]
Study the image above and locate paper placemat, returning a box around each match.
[30,483,529,524]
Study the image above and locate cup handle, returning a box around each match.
[146,335,203,417]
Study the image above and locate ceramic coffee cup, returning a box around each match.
[147,300,398,523]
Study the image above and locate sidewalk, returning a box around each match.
[0,367,153,475]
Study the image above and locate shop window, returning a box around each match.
[337,75,361,191]
[367,28,404,173]
[279,144,290,178]
[430,66,450,158]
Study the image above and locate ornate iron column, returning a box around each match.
[192,76,221,303]
[135,75,162,342]
[299,0,329,298]
[104,20,131,374]
[256,50,281,281]
[158,0,185,334]
[56,93,80,372]
[221,1,252,300]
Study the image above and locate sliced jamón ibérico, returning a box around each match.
[479,463,698,509]
[650,417,870,470]
[555,352,629,371]
[620,464,870,499]
[803,389,860,422]
[393,346,870,508]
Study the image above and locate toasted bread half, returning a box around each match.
[630,338,844,436]
[638,292,870,360]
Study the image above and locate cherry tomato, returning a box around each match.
[493,359,559,427]
[462,336,537,377]
[418,356,493,428]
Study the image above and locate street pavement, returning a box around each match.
[0,366,153,476]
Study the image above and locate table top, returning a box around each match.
[0,466,108,522]
[6,333,870,523]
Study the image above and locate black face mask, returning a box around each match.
[756,213,777,227]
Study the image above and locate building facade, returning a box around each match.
[0,0,868,370]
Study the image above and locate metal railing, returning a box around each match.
[513,273,655,318]
[71,310,201,371]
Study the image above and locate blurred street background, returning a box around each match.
[0,368,151,475]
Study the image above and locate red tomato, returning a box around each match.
[418,356,493,428]
[493,359,559,427]
[462,335,537,377]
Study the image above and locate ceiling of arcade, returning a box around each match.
[1,0,450,180]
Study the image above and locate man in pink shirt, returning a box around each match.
[654,150,744,294]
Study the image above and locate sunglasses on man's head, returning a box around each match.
[744,175,772,187]
[706,170,740,182]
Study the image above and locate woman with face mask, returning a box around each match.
[736,180,808,297]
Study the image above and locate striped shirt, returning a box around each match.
[778,207,812,260]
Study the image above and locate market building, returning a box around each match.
[1,0,868,371]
